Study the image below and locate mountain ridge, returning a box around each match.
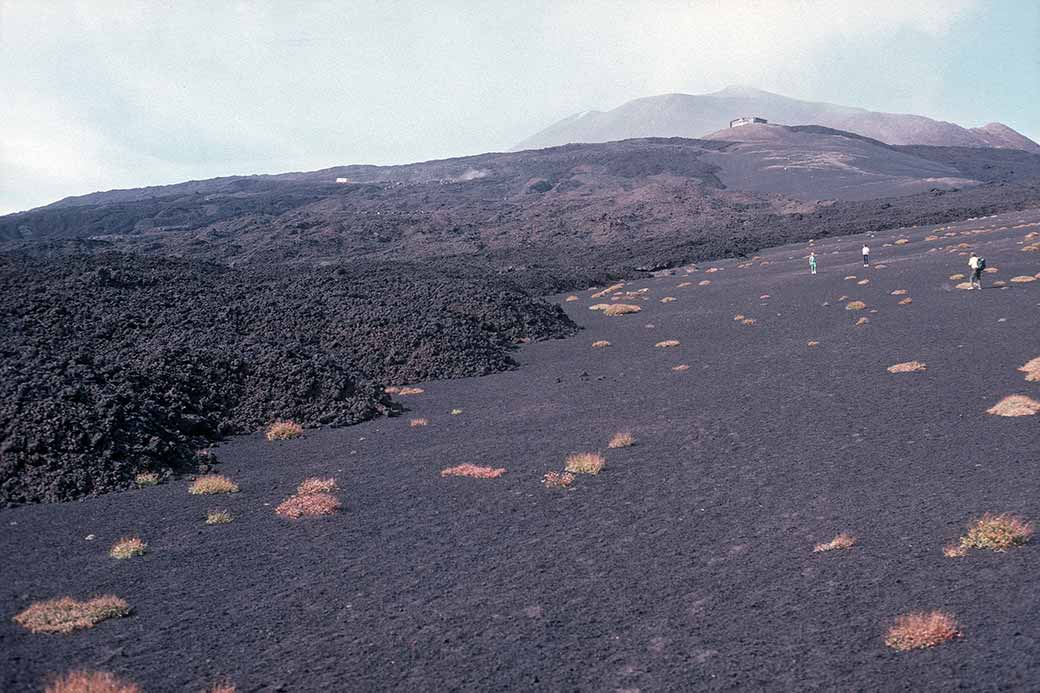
[516,87,1040,154]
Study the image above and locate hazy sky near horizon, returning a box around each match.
[1,0,1037,214]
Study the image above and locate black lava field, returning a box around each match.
[3,209,1039,691]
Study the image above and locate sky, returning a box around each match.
[1,0,1037,214]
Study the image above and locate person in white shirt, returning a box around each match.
[968,253,985,289]
[861,244,870,267]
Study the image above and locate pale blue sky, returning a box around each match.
[1,0,1037,214]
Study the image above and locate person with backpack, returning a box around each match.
[862,244,870,267]
[809,251,817,275]
[968,253,986,289]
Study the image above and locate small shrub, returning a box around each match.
[208,681,236,693]
[857,279,870,285]
[655,340,680,348]
[410,418,428,427]
[542,471,576,489]
[949,273,965,280]
[608,432,635,449]
[109,537,146,560]
[676,281,692,287]
[698,280,711,286]
[1010,275,1037,283]
[813,533,856,553]
[894,238,910,245]
[592,340,611,348]
[276,492,341,518]
[590,283,625,299]
[297,477,338,495]
[845,300,866,311]
[564,295,578,302]
[807,341,820,347]
[134,472,159,487]
[44,670,141,693]
[396,387,425,396]
[959,513,1033,551]
[206,509,233,525]
[602,303,641,316]
[890,289,908,295]
[450,408,463,415]
[887,361,927,373]
[983,267,999,273]
[734,314,745,321]
[564,452,605,475]
[884,611,959,651]
[943,544,968,558]
[660,297,676,303]
[986,395,1040,417]
[14,596,131,634]
[189,475,239,495]
[899,297,913,305]
[844,275,856,280]
[265,420,303,441]
[955,281,974,290]
[440,464,506,479]
[855,317,869,326]
[1018,357,1040,382]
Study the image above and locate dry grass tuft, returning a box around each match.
[943,544,968,558]
[671,364,690,371]
[698,280,712,286]
[44,670,141,693]
[1010,275,1037,283]
[855,317,869,326]
[813,532,856,553]
[1018,357,1040,382]
[207,681,236,693]
[297,477,338,495]
[949,273,965,280]
[733,314,745,321]
[189,475,239,495]
[542,471,575,489]
[677,281,692,288]
[992,280,1007,287]
[894,238,910,245]
[887,361,927,373]
[564,452,606,475]
[590,283,625,299]
[890,289,908,295]
[983,267,999,273]
[602,303,642,316]
[655,339,680,348]
[660,296,677,303]
[450,408,463,415]
[608,432,635,449]
[206,509,232,525]
[845,300,866,311]
[396,386,425,396]
[986,395,1040,417]
[592,340,611,348]
[898,297,913,305]
[857,279,870,285]
[109,537,146,560]
[14,596,131,634]
[959,513,1034,551]
[954,282,974,290]
[440,464,506,479]
[275,492,341,519]
[134,472,159,487]
[564,295,578,302]
[409,418,428,427]
[807,340,820,347]
[265,420,303,441]
[885,611,959,651]
[925,234,939,241]
[844,275,856,280]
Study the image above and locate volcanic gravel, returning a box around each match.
[3,209,1039,691]
[0,253,575,505]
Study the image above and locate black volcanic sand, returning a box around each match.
[3,209,1040,691]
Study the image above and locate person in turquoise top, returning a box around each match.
[808,251,817,275]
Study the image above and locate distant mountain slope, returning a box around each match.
[516,86,1040,154]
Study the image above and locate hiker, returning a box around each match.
[968,253,986,289]
[809,252,817,275]
[862,244,870,267]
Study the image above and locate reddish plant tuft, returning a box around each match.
[440,464,506,479]
[959,513,1034,551]
[542,471,576,489]
[884,611,959,651]
[275,492,341,519]
[409,418,428,427]
[265,419,303,441]
[608,432,635,449]
[45,670,141,693]
[813,532,856,553]
[296,477,338,495]
[14,596,131,634]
